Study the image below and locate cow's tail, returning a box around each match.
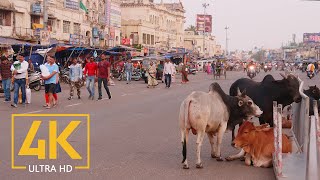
[181,99,192,164]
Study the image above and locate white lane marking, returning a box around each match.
[23,110,43,114]
[65,103,82,107]
[121,94,127,96]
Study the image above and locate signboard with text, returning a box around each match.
[65,0,79,10]
[303,33,320,44]
[40,30,50,46]
[196,14,212,33]
[70,34,84,45]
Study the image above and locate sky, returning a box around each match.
[156,0,320,51]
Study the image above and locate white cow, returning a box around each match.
[179,83,263,169]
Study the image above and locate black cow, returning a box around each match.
[304,85,320,115]
[229,73,302,143]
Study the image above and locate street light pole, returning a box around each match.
[202,3,209,58]
[43,0,48,30]
[225,26,229,57]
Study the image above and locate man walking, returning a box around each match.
[11,54,28,107]
[0,56,12,102]
[68,58,83,100]
[124,59,133,84]
[97,54,112,100]
[84,57,97,100]
[41,56,59,109]
[163,58,174,88]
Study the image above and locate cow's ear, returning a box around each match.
[238,100,244,107]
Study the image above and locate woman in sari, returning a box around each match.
[147,61,158,88]
[207,63,211,75]
[181,63,189,84]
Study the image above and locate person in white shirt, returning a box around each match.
[10,54,29,108]
[163,58,174,88]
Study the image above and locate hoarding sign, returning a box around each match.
[110,2,121,28]
[40,30,50,46]
[32,3,42,14]
[70,34,84,45]
[303,33,320,43]
[105,0,111,26]
[65,0,79,10]
[122,38,130,45]
[196,14,212,33]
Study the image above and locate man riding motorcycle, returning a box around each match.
[307,63,315,79]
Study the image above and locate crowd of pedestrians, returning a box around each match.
[0,54,193,108]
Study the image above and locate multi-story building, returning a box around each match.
[184,30,216,58]
[119,0,185,52]
[0,0,120,47]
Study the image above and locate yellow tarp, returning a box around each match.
[32,23,43,29]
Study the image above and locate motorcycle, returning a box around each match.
[28,71,42,91]
[307,71,315,79]
[188,68,197,75]
[263,65,268,72]
[247,65,256,79]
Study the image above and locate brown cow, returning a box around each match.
[233,121,292,168]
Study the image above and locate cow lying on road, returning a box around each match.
[233,121,292,168]
[179,82,262,169]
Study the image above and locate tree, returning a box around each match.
[185,25,198,35]
[251,50,266,62]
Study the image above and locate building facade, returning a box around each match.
[0,0,120,47]
[119,0,185,52]
[183,30,217,58]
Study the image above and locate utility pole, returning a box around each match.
[225,26,229,57]
[202,3,209,58]
[43,0,48,30]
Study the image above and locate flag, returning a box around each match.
[80,1,88,13]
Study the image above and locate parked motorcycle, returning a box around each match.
[247,65,256,79]
[307,71,315,79]
[188,68,197,75]
[28,71,42,91]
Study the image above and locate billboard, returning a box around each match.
[196,14,212,33]
[303,33,320,43]
[69,34,84,45]
[110,2,121,28]
[65,0,79,10]
[40,30,50,46]
[105,0,111,26]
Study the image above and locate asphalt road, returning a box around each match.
[0,69,318,180]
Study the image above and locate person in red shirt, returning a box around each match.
[97,54,111,100]
[84,57,97,100]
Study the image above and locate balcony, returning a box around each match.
[14,27,38,41]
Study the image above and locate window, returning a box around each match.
[63,20,70,33]
[73,23,81,35]
[147,34,150,45]
[57,20,61,29]
[143,33,146,44]
[0,10,11,26]
[151,35,154,45]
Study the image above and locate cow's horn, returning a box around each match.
[237,88,241,96]
[280,73,287,79]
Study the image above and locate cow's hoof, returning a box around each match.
[225,156,234,161]
[182,164,189,169]
[196,163,203,169]
[216,157,224,161]
[211,154,218,158]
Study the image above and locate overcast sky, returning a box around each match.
[157,0,320,51]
